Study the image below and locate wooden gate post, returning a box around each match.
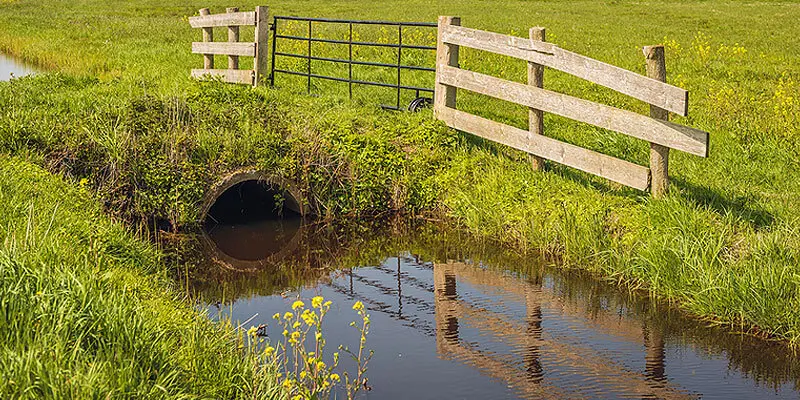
[644,45,669,197]
[527,27,546,171]
[199,8,214,69]
[226,7,240,70]
[434,16,461,117]
[254,6,270,87]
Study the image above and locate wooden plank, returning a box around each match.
[437,107,651,190]
[438,65,708,157]
[199,8,213,69]
[192,42,255,57]
[189,11,256,28]
[644,45,670,197]
[527,27,546,171]
[226,7,240,70]
[440,25,689,116]
[434,16,461,118]
[253,6,270,87]
[191,69,254,85]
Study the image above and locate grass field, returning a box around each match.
[1,0,799,351]
[0,157,281,398]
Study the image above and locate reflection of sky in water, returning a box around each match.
[199,249,800,400]
[0,53,37,81]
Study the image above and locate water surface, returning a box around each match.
[0,52,37,81]
[183,220,800,399]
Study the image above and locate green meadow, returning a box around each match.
[0,0,799,394]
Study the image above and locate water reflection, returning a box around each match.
[178,221,800,399]
[0,53,37,81]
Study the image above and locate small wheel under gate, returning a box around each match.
[408,97,432,112]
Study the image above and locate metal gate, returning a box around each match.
[269,16,437,111]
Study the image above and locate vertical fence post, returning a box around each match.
[527,27,546,171]
[644,45,669,197]
[226,7,240,70]
[434,16,461,117]
[254,6,270,87]
[199,8,214,70]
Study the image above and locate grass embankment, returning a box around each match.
[0,157,280,398]
[1,0,799,345]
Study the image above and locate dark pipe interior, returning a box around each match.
[204,180,302,261]
[205,180,299,225]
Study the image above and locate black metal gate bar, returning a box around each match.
[273,35,435,50]
[272,69,433,92]
[269,15,437,110]
[272,15,436,27]
[273,52,434,72]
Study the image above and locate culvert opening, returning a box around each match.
[205,180,300,225]
[203,180,304,262]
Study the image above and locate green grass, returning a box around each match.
[0,157,281,399]
[0,0,799,348]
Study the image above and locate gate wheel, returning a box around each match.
[408,97,432,112]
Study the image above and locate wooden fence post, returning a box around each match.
[644,45,669,197]
[434,16,461,117]
[254,6,270,87]
[528,27,546,171]
[199,8,214,69]
[226,7,240,70]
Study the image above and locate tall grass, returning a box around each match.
[0,157,281,398]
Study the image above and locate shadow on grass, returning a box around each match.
[672,177,775,228]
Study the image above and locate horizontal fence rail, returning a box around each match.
[434,16,709,196]
[189,6,270,87]
[440,25,689,116]
[189,11,256,28]
[191,42,256,57]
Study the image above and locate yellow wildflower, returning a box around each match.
[292,300,305,310]
[311,296,324,308]
[329,373,340,382]
[272,312,280,320]
[283,312,293,320]
[352,301,364,311]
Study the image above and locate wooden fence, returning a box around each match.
[189,6,270,86]
[434,17,709,196]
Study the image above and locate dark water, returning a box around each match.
[184,218,800,400]
[0,53,36,81]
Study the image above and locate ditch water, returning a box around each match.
[0,52,37,81]
[181,182,800,399]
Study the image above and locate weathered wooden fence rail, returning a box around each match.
[189,6,270,86]
[434,17,709,196]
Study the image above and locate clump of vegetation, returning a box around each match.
[250,297,373,400]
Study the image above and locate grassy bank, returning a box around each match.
[0,157,280,398]
[1,0,799,346]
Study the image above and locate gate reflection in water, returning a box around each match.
[186,222,800,399]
